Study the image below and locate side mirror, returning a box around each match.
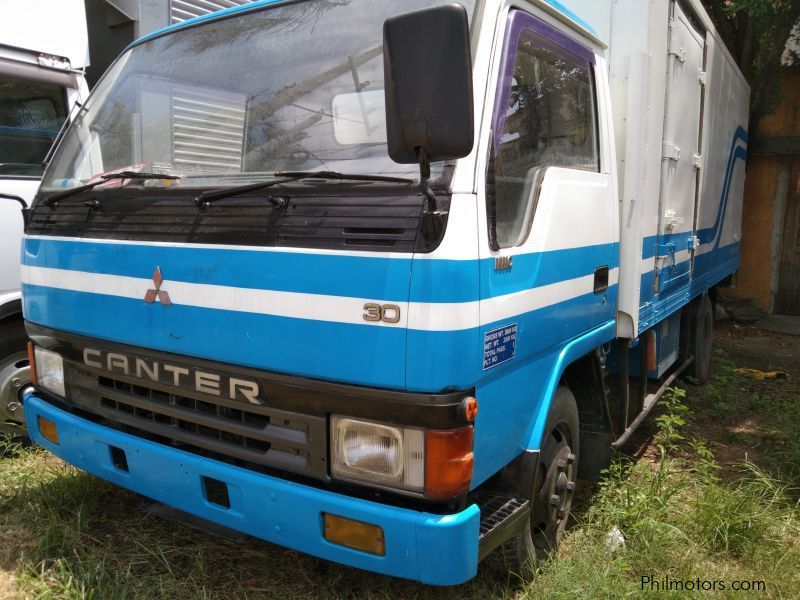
[383,4,474,166]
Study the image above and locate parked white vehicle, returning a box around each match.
[0,0,89,433]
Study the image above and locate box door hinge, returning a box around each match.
[662,142,681,161]
[668,45,687,63]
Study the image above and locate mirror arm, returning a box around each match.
[416,147,438,213]
[0,194,31,227]
[415,147,446,243]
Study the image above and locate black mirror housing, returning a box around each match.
[383,4,474,165]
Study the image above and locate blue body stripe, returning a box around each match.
[639,126,747,313]
[638,242,739,330]
[543,0,598,34]
[641,127,748,262]
[22,280,618,396]
[23,282,409,390]
[641,231,694,260]
[697,127,749,248]
[24,239,617,304]
[24,238,415,303]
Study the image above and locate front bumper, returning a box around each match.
[24,392,480,585]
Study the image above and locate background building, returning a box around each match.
[85,0,257,86]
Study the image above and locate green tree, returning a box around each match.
[702,0,800,128]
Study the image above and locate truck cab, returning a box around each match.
[0,0,90,433]
[18,0,747,584]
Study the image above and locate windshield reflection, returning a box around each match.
[41,0,476,192]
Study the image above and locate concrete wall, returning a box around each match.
[84,0,135,87]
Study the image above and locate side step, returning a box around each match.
[476,493,530,560]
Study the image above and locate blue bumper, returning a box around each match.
[24,393,480,585]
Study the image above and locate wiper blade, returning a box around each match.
[194,170,414,209]
[194,176,298,209]
[275,170,414,184]
[42,171,181,206]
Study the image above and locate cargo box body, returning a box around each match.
[566,0,749,337]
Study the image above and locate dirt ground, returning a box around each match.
[617,318,799,482]
[655,319,799,481]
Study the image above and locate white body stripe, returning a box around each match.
[22,265,407,329]
[22,265,618,333]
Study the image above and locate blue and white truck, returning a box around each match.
[10,0,748,585]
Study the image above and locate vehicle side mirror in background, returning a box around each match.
[383,3,474,243]
[0,194,31,228]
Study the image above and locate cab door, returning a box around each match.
[479,9,617,367]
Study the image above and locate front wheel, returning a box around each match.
[0,318,31,434]
[503,386,579,575]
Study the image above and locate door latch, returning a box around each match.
[593,265,609,294]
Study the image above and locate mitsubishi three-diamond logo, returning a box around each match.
[144,267,172,306]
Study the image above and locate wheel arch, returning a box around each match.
[523,321,615,452]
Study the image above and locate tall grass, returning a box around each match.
[1,385,798,599]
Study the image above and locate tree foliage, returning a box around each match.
[701,0,800,126]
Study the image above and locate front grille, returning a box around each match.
[64,362,328,479]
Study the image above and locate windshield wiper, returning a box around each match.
[42,171,182,206]
[275,170,414,184]
[193,170,415,210]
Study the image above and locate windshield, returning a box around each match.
[0,76,67,177]
[41,0,476,193]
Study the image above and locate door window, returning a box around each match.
[488,14,599,249]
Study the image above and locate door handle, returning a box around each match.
[593,265,609,294]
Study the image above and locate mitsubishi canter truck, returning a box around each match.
[13,0,748,584]
[0,0,89,434]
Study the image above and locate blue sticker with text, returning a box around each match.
[483,323,517,370]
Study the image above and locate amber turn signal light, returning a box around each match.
[323,513,385,556]
[27,342,37,386]
[37,416,59,445]
[424,426,474,500]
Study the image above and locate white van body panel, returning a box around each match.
[0,0,90,312]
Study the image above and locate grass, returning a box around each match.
[1,340,798,598]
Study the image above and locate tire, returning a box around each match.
[502,386,579,576]
[0,317,31,433]
[686,294,713,384]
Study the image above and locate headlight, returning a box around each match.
[331,417,424,493]
[33,347,65,397]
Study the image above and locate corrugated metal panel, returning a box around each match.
[170,0,256,24]
[172,89,246,171]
